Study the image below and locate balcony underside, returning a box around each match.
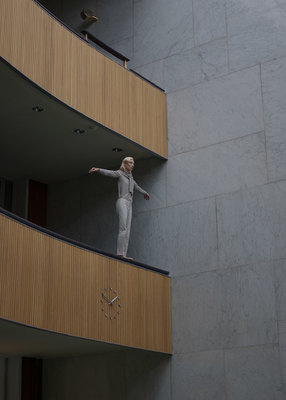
[0,318,128,358]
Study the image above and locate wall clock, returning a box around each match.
[100,287,121,320]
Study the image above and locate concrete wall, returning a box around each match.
[47,172,118,252]
[44,0,286,398]
[43,351,170,400]
[129,1,286,398]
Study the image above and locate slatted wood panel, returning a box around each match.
[108,262,172,352]
[0,0,167,157]
[0,214,172,353]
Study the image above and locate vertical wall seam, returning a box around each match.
[273,264,284,391]
[223,349,228,399]
[259,63,270,184]
[191,0,196,47]
[224,0,230,74]
[215,196,220,268]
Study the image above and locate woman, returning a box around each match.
[89,157,150,259]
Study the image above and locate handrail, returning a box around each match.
[81,30,129,68]
[0,207,169,276]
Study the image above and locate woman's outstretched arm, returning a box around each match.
[134,181,150,200]
[88,167,121,178]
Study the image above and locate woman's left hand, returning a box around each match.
[144,193,150,200]
[89,167,99,174]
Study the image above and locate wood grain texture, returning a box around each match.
[0,214,172,353]
[0,0,167,157]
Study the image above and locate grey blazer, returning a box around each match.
[98,169,147,200]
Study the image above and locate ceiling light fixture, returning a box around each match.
[74,129,86,134]
[32,106,44,112]
[112,148,122,152]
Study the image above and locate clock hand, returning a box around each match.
[102,293,112,303]
[110,295,119,304]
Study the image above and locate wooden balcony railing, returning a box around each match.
[81,30,130,68]
[0,209,172,354]
[0,0,167,158]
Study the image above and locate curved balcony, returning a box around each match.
[0,0,167,158]
[0,209,172,354]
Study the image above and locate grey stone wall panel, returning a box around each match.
[132,60,165,90]
[227,0,286,71]
[133,0,194,67]
[172,272,229,353]
[274,259,286,322]
[279,320,286,396]
[124,352,171,400]
[129,198,218,274]
[164,38,228,93]
[225,346,283,400]
[167,132,267,206]
[172,351,225,400]
[217,181,286,268]
[172,263,277,354]
[167,67,264,156]
[261,57,286,181]
[224,262,277,348]
[193,0,226,46]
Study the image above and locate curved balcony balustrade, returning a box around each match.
[0,0,167,158]
[0,209,172,354]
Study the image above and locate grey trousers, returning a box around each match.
[116,198,132,256]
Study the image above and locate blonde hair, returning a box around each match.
[120,157,134,172]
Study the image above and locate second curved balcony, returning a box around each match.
[0,0,167,158]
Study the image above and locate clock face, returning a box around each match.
[100,287,121,320]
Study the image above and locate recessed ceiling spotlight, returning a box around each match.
[32,106,44,112]
[74,128,86,134]
[112,148,123,152]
